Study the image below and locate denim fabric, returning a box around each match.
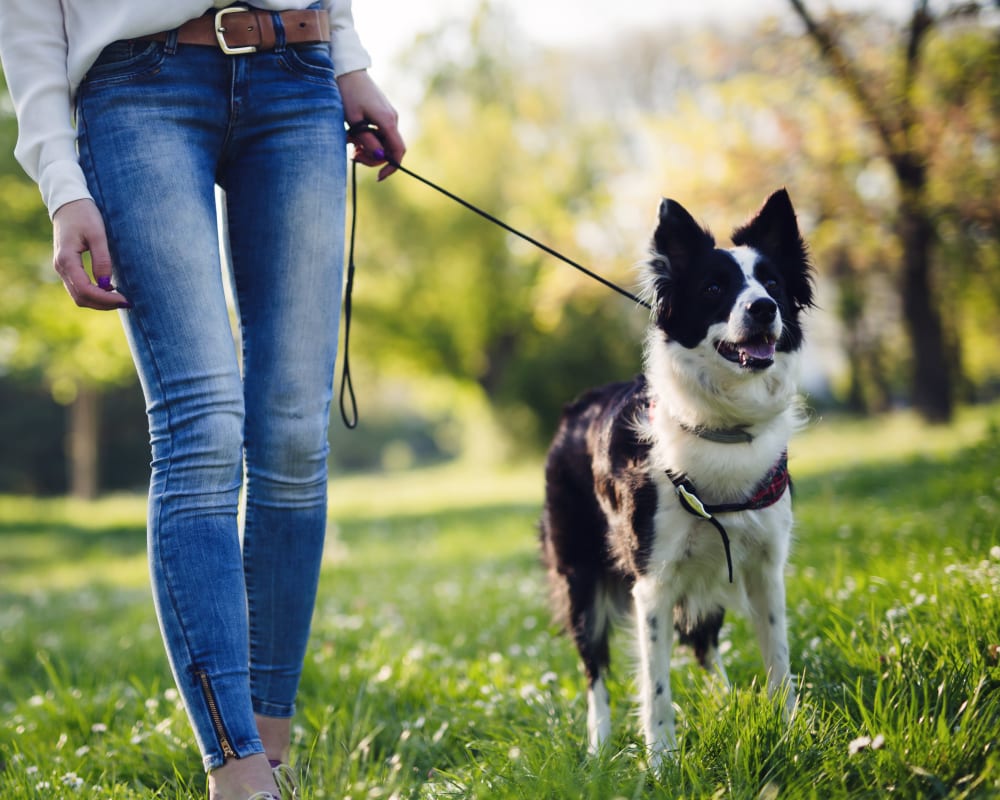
[76,32,347,771]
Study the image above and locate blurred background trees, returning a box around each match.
[1,1,997,495]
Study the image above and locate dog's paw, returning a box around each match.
[645,741,679,775]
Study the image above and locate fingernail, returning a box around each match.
[97,276,112,290]
[118,301,133,310]
[374,148,385,160]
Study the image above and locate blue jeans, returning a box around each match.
[76,29,347,771]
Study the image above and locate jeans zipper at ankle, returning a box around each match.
[194,669,237,759]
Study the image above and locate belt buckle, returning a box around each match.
[215,7,257,55]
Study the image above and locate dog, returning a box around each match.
[540,189,814,766]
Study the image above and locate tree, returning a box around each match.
[787,0,996,422]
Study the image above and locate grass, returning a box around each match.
[1,405,999,799]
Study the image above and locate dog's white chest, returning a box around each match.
[646,473,792,614]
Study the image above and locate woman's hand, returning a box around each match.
[52,199,129,310]
[337,69,406,180]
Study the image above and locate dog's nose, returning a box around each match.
[747,297,777,324]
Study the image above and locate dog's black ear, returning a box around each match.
[731,189,815,310]
[647,199,716,322]
[651,198,716,278]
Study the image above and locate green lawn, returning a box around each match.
[1,406,999,799]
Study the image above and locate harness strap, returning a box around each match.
[667,452,790,583]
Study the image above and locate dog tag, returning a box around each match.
[676,484,713,519]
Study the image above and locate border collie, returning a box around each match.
[540,189,814,766]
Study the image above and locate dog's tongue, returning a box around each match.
[740,340,776,362]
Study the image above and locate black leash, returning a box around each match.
[387,159,651,309]
[339,122,650,427]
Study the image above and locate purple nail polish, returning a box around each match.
[97,276,112,290]
[374,148,385,160]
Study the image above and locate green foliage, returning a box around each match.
[1,411,999,798]
[0,69,135,406]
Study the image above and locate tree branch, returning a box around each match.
[898,0,933,152]
[787,0,900,155]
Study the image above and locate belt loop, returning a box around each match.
[164,29,179,55]
[271,11,287,53]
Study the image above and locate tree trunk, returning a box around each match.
[895,158,953,423]
[67,386,100,499]
[786,0,959,423]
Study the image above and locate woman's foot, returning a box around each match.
[208,753,280,800]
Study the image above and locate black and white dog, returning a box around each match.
[540,189,814,766]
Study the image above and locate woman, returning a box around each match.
[0,3,405,798]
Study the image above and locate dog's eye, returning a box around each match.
[703,282,722,298]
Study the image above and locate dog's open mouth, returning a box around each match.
[716,335,777,370]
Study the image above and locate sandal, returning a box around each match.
[270,761,299,800]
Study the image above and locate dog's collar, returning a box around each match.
[646,397,755,444]
[666,452,790,584]
[678,422,754,444]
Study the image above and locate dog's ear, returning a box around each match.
[646,199,715,322]
[731,189,815,310]
[651,198,716,279]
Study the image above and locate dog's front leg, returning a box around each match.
[745,563,796,718]
[632,575,676,768]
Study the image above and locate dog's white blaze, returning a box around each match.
[729,245,763,282]
[726,246,782,346]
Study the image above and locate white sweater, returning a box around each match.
[0,1,372,217]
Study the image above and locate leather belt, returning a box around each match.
[137,6,330,55]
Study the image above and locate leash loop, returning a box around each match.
[338,158,359,428]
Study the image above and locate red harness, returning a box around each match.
[667,453,791,583]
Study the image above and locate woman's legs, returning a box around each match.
[77,32,346,794]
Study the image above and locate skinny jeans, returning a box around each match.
[76,28,346,771]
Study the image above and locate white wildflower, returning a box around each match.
[849,734,885,754]
[61,772,84,790]
[431,722,449,743]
